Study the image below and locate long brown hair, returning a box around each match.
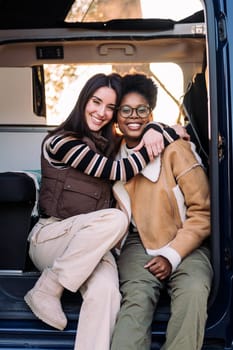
[49,73,123,156]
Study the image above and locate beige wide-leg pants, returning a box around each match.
[28,208,128,350]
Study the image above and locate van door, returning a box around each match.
[204,0,233,348]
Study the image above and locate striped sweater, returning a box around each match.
[43,134,150,182]
[43,123,179,182]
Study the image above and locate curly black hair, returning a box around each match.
[121,73,158,109]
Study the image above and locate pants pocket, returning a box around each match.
[29,217,64,244]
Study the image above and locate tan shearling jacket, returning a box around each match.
[113,139,210,271]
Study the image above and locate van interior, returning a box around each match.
[0,1,223,349]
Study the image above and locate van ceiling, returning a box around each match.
[0,0,75,29]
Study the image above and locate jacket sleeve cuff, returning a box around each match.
[143,122,180,146]
[159,246,181,272]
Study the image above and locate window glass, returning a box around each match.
[150,63,184,125]
[44,63,184,126]
[66,0,203,23]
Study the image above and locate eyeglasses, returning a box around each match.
[117,105,152,119]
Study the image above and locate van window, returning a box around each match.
[44,64,112,125]
[0,67,45,125]
[150,63,183,125]
[66,0,203,22]
[44,63,184,126]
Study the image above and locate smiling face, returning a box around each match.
[117,91,152,147]
[85,86,117,132]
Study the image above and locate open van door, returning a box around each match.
[203,1,233,348]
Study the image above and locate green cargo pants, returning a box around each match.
[111,231,213,350]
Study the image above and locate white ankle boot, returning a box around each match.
[24,268,67,330]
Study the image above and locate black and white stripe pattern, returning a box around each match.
[44,135,150,182]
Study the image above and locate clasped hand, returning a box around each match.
[133,128,164,161]
[144,255,172,280]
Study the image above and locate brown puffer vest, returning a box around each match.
[39,134,113,219]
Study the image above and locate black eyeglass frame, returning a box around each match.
[117,104,152,118]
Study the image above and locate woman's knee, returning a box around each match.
[106,209,128,232]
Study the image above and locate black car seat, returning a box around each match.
[0,172,37,270]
